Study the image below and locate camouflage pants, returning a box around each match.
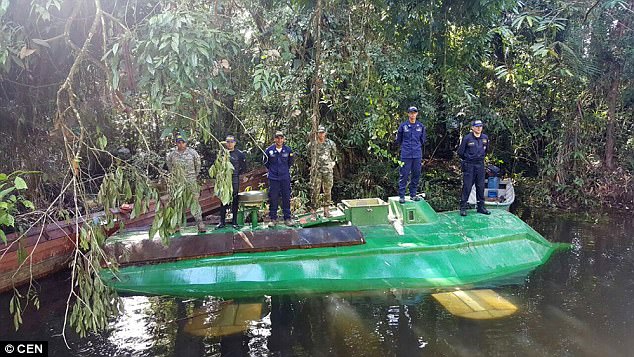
[311,170,333,208]
[186,181,203,224]
[169,180,203,224]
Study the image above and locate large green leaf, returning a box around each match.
[0,186,15,200]
[0,212,15,227]
[13,177,27,190]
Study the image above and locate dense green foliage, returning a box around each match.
[0,0,632,338]
[0,172,35,243]
[1,0,631,209]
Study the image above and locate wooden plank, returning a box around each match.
[2,228,72,254]
[0,236,75,274]
[0,254,72,293]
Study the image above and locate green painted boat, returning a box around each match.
[100,197,568,298]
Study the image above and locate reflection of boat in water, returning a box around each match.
[468,178,515,211]
[183,299,267,337]
[101,196,567,298]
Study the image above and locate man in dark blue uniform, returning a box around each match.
[216,135,247,229]
[457,119,491,216]
[396,106,427,204]
[264,131,295,226]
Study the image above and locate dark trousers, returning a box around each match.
[398,158,422,198]
[219,178,240,224]
[269,178,291,220]
[460,161,485,209]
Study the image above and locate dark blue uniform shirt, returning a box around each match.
[264,144,294,180]
[229,149,247,177]
[396,121,426,159]
[457,132,489,162]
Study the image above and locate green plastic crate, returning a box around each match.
[340,198,389,226]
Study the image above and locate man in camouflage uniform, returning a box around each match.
[166,134,206,232]
[308,125,337,218]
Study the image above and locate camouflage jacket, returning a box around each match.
[308,139,337,172]
[166,147,201,181]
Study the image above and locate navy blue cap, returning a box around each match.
[407,106,418,113]
[471,120,483,127]
[174,134,186,143]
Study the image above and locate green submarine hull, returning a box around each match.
[100,197,567,298]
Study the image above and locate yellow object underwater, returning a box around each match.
[432,289,518,319]
[183,302,263,337]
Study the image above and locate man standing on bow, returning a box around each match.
[216,135,247,229]
[457,119,491,216]
[308,125,337,218]
[264,131,295,226]
[166,134,206,232]
[396,106,426,204]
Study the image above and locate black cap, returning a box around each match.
[407,106,418,113]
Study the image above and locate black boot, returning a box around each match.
[217,206,227,229]
[477,207,491,215]
[460,209,467,216]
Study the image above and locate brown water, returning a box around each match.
[1,212,633,356]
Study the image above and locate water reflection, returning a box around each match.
[1,213,633,356]
[107,296,153,353]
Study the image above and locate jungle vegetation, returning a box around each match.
[0,0,632,340]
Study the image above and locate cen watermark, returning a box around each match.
[0,341,47,357]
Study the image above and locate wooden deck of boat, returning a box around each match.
[103,226,365,267]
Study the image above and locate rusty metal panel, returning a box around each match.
[233,230,297,252]
[104,226,365,267]
[294,226,365,248]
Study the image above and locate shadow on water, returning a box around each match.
[1,212,633,356]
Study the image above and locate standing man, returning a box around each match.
[216,135,247,229]
[396,106,426,204]
[264,131,295,226]
[308,125,337,218]
[458,119,491,216]
[166,134,206,232]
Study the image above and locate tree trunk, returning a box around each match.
[309,0,323,187]
[605,64,619,170]
[603,0,632,170]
